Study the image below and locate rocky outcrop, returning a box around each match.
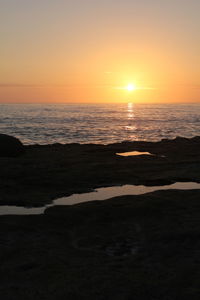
[0,134,24,157]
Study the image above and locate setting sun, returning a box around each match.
[126,84,136,91]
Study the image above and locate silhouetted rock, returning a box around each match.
[0,134,24,157]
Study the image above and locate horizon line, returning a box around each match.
[0,101,200,105]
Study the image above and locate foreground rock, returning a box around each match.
[0,136,200,299]
[0,134,24,157]
[0,189,200,299]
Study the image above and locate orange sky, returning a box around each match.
[0,0,199,103]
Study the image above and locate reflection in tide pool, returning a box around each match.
[0,182,200,215]
[117,151,153,156]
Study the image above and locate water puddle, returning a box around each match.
[116,151,153,156]
[0,182,200,215]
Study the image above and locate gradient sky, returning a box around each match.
[0,0,199,103]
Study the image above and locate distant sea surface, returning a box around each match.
[0,103,200,145]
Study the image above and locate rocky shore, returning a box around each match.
[0,136,200,299]
[0,136,200,207]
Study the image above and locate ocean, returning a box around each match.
[0,103,200,145]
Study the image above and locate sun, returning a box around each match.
[126,84,136,91]
[114,83,137,91]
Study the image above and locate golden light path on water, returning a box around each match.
[127,102,134,119]
[125,102,137,140]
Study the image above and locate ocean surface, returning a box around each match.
[0,103,200,145]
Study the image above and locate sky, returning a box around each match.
[0,0,199,103]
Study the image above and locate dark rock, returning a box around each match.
[0,134,25,157]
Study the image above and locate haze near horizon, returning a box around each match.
[0,0,199,103]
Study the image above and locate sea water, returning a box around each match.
[0,103,200,144]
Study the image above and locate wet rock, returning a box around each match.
[0,134,25,157]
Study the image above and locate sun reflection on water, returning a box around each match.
[127,102,134,119]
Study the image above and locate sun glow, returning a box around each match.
[126,84,136,91]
